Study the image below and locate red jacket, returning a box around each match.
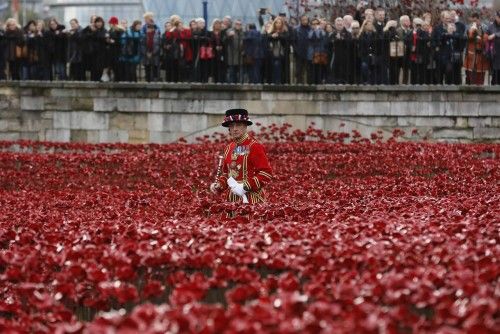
[217,134,273,204]
[165,28,193,62]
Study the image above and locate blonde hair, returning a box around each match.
[211,18,222,31]
[143,12,154,20]
[360,20,374,34]
[268,16,287,34]
[170,15,181,26]
[5,18,19,29]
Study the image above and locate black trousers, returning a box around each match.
[70,63,85,81]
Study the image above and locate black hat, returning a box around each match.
[221,109,253,127]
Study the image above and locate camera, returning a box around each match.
[259,8,266,15]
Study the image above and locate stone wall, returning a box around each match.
[0,82,499,143]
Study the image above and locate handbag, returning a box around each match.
[200,45,214,60]
[312,52,328,65]
[15,45,28,59]
[243,54,255,65]
[390,41,405,58]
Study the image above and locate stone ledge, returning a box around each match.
[1,81,498,94]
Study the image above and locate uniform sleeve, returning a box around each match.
[244,143,273,192]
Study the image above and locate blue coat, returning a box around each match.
[243,30,263,59]
[307,28,327,61]
[293,25,311,59]
[120,27,142,64]
[141,24,162,66]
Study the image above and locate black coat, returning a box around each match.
[67,27,83,64]
[405,29,430,65]
[331,29,354,82]
[81,26,108,67]
[3,28,24,62]
[359,31,382,63]
[46,25,67,63]
[487,21,500,70]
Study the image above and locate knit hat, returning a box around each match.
[108,16,119,25]
[222,109,253,127]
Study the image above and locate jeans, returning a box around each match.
[227,65,242,84]
[53,61,67,80]
[272,57,282,84]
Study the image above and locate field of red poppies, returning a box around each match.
[0,127,498,333]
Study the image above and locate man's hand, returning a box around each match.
[231,182,246,197]
[488,34,495,41]
[210,182,221,194]
[227,177,246,197]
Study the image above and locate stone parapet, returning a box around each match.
[0,81,498,143]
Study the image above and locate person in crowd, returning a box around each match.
[4,18,24,80]
[423,12,433,32]
[330,17,353,84]
[441,22,462,85]
[222,16,233,34]
[308,18,327,84]
[364,9,375,25]
[421,20,438,84]
[165,15,193,82]
[268,16,289,84]
[106,16,125,81]
[67,19,85,81]
[397,15,412,84]
[81,15,97,81]
[46,18,67,80]
[162,20,175,82]
[351,20,361,39]
[23,20,38,80]
[82,16,109,81]
[343,15,353,33]
[141,12,161,82]
[373,8,388,83]
[293,15,311,84]
[463,12,489,85]
[374,8,386,36]
[350,20,362,83]
[120,20,142,82]
[384,20,404,85]
[224,19,244,83]
[195,18,213,83]
[359,20,381,84]
[406,18,429,84]
[260,21,273,84]
[243,23,262,84]
[34,20,51,80]
[120,19,128,31]
[209,19,226,83]
[487,11,500,85]
[0,21,6,80]
[433,11,465,85]
[189,19,197,31]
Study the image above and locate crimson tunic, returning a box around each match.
[217,133,272,204]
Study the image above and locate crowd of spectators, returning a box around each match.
[0,6,499,85]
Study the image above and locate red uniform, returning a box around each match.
[217,133,272,204]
